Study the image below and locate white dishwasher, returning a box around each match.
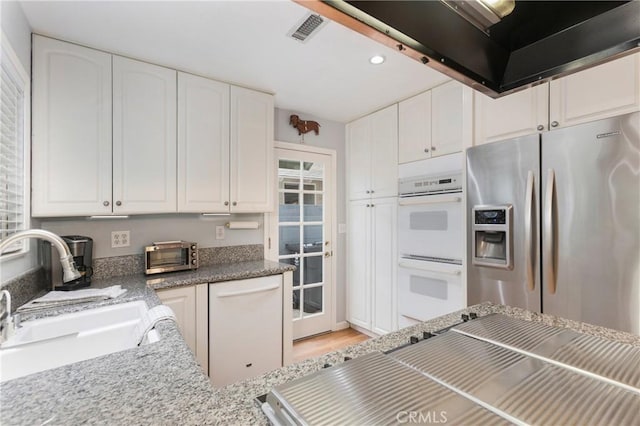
[209,275,283,388]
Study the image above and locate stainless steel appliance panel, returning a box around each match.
[466,134,541,312]
[541,112,640,334]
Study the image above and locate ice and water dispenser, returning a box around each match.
[472,205,513,269]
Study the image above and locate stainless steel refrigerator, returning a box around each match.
[467,112,639,334]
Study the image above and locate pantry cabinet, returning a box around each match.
[32,35,113,216]
[156,284,209,375]
[399,81,472,162]
[347,104,398,200]
[475,52,640,145]
[347,197,397,335]
[112,56,177,214]
[177,72,230,212]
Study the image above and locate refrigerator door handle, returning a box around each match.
[544,169,557,294]
[524,171,535,291]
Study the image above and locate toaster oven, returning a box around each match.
[145,241,198,275]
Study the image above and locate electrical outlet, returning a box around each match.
[215,225,225,240]
[111,230,130,248]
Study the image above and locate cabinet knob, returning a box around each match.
[224,201,229,206]
[370,204,375,207]
[115,201,122,206]
[366,204,370,207]
[424,148,429,153]
[366,190,370,194]
[370,190,375,194]
[551,121,559,128]
[431,146,436,151]
[103,201,110,207]
[537,124,544,131]
[232,201,237,206]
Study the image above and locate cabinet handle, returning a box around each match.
[103,201,110,207]
[224,201,229,206]
[551,121,559,128]
[424,148,429,153]
[216,284,279,298]
[232,201,237,206]
[537,125,544,131]
[115,201,122,206]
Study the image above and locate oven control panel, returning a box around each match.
[399,172,462,196]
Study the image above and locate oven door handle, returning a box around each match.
[398,196,462,206]
[398,261,462,276]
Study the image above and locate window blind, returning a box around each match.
[0,60,25,254]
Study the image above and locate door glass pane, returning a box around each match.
[279,159,301,190]
[303,255,323,285]
[303,286,323,316]
[303,225,323,254]
[279,192,300,222]
[303,194,323,222]
[280,257,300,287]
[293,289,301,320]
[279,226,300,256]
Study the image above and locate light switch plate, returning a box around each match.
[215,225,225,240]
[111,231,130,248]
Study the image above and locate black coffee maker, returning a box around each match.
[58,235,93,290]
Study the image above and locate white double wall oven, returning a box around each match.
[397,155,465,328]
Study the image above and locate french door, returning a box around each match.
[271,146,334,340]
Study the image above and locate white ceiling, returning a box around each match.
[19,0,450,123]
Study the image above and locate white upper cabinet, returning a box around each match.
[177,72,230,212]
[474,84,549,145]
[112,56,177,214]
[398,91,431,163]
[229,86,274,212]
[399,81,470,162]
[549,52,640,129]
[347,104,398,200]
[431,81,471,156]
[475,53,640,145]
[32,35,113,216]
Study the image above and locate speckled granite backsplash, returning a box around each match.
[0,267,47,313]
[92,244,264,280]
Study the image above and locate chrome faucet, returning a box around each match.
[0,229,82,343]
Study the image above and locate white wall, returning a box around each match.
[274,108,347,323]
[41,214,263,259]
[1,1,35,283]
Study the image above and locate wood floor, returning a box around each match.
[292,328,370,363]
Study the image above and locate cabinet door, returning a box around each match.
[371,104,398,197]
[431,81,467,157]
[347,200,371,329]
[209,276,282,388]
[549,53,640,128]
[113,56,177,214]
[230,86,274,212]
[398,91,431,163]
[177,73,230,212]
[346,116,372,200]
[371,198,397,335]
[474,84,549,145]
[157,284,209,375]
[32,36,112,216]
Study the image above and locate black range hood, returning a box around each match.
[303,1,640,97]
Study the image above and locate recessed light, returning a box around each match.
[369,55,385,65]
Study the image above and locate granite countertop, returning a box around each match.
[0,259,294,425]
[3,274,640,425]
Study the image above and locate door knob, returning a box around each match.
[324,251,332,258]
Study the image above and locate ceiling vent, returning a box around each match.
[288,13,327,43]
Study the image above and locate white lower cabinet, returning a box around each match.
[209,275,283,388]
[156,284,208,375]
[347,198,397,335]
